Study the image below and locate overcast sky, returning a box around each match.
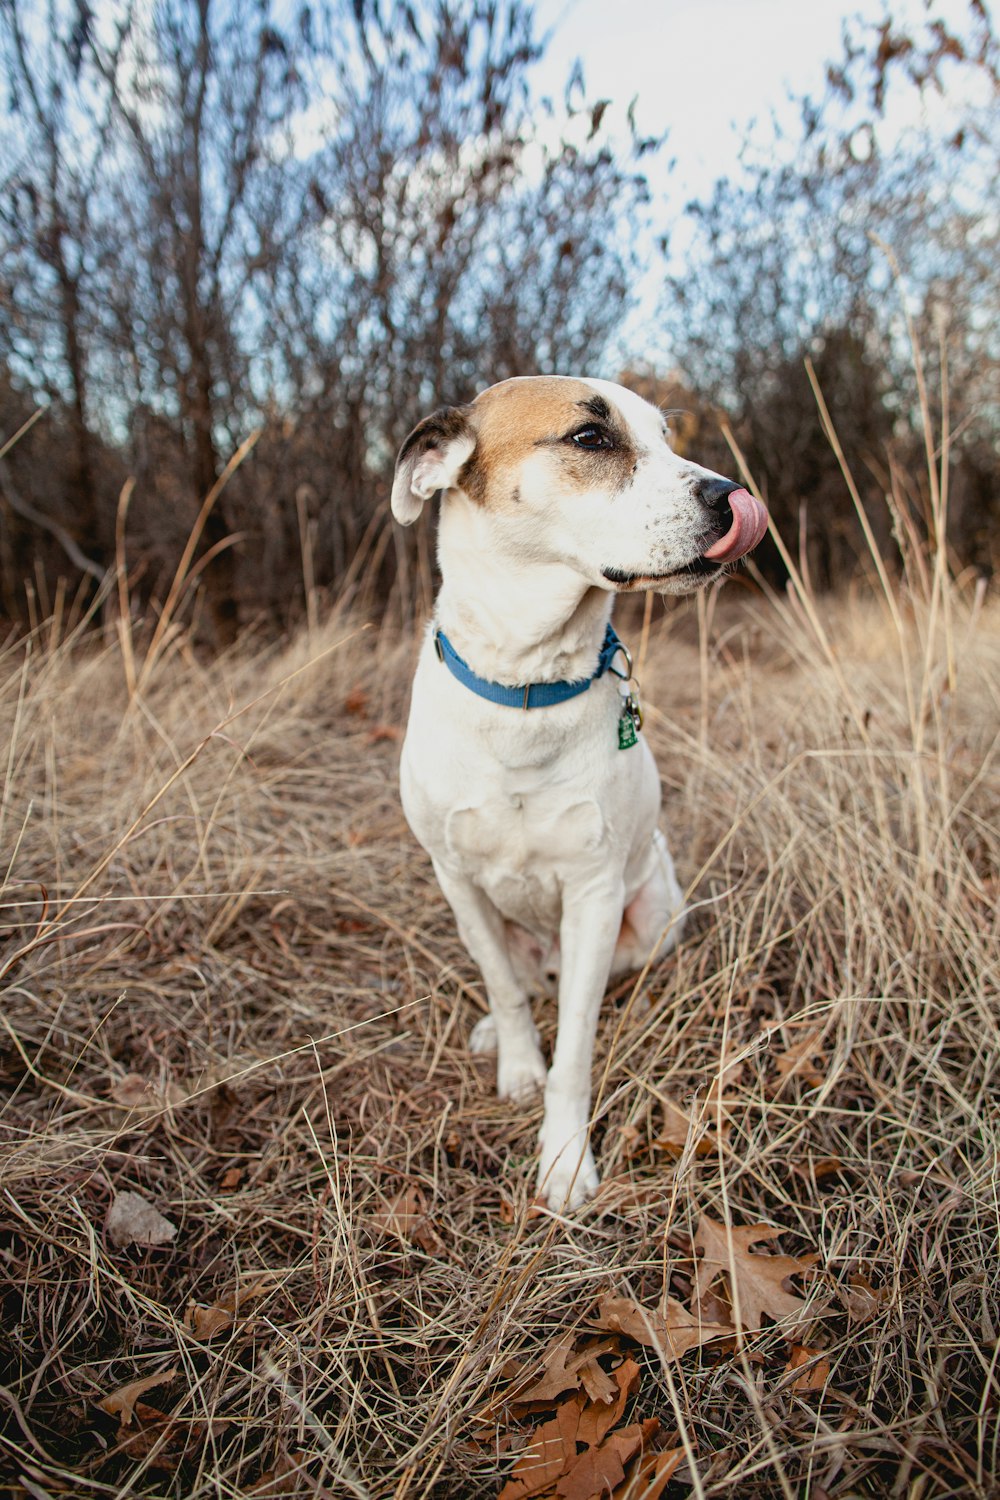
[533,0,971,197]
[529,0,977,364]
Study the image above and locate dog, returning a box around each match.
[391,376,768,1208]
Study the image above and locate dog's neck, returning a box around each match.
[435,494,613,687]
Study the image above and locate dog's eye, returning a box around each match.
[570,426,612,450]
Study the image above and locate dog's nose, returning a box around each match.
[696,476,742,514]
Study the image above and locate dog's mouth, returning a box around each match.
[601,563,715,588]
[702,488,769,564]
[602,488,769,590]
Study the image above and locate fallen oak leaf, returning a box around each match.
[115,1402,179,1463]
[651,1097,713,1159]
[110,1073,187,1116]
[499,1362,643,1500]
[186,1303,235,1341]
[576,1352,618,1405]
[506,1336,620,1408]
[248,1448,316,1495]
[697,1283,733,1327]
[591,1292,733,1359]
[693,1216,822,1332]
[98,1368,178,1426]
[791,1155,844,1185]
[840,1271,890,1323]
[784,1344,831,1393]
[557,1417,658,1500]
[505,1337,583,1407]
[114,1401,231,1467]
[575,1359,640,1446]
[185,1273,279,1342]
[499,1394,583,1500]
[618,1444,685,1499]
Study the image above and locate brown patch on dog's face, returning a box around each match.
[460,377,638,506]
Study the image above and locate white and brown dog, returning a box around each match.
[391,376,767,1208]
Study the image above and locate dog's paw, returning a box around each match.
[536,1141,600,1211]
[497,1047,547,1103]
[468,1014,498,1055]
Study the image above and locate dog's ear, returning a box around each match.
[391,405,476,524]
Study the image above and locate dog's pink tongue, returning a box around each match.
[702,488,769,564]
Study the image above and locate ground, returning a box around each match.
[1,567,997,1498]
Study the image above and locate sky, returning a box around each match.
[529,0,979,364]
[533,0,972,198]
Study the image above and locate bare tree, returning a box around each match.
[0,0,122,573]
[0,0,662,627]
[80,0,307,636]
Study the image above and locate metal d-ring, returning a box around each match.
[609,641,633,680]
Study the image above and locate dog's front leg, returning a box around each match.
[431,860,547,1101]
[537,880,624,1209]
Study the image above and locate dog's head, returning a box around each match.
[391,376,767,595]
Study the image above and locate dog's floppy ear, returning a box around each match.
[391,405,476,525]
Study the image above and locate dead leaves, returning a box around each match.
[494,1214,831,1497]
[108,1062,253,1128]
[784,1344,831,1393]
[111,1073,187,1117]
[591,1293,733,1360]
[185,1273,279,1342]
[97,1369,229,1469]
[105,1190,177,1249]
[618,1095,714,1164]
[506,1336,621,1407]
[497,1356,678,1500]
[248,1449,316,1495]
[692,1216,821,1332]
[99,1368,178,1425]
[371,1183,444,1254]
[93,1276,283,1474]
[772,1027,828,1090]
[841,1270,891,1323]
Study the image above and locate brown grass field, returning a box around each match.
[1,445,998,1498]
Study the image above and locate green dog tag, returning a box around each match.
[618,709,638,750]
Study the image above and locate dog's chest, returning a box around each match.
[401,642,645,932]
[444,787,604,930]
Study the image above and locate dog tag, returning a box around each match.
[618,706,638,750]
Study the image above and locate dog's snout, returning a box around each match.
[696,477,742,514]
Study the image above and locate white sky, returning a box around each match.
[533,0,972,198]
[530,0,980,364]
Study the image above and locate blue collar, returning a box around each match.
[433,621,630,710]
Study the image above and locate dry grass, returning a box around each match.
[1,481,998,1497]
